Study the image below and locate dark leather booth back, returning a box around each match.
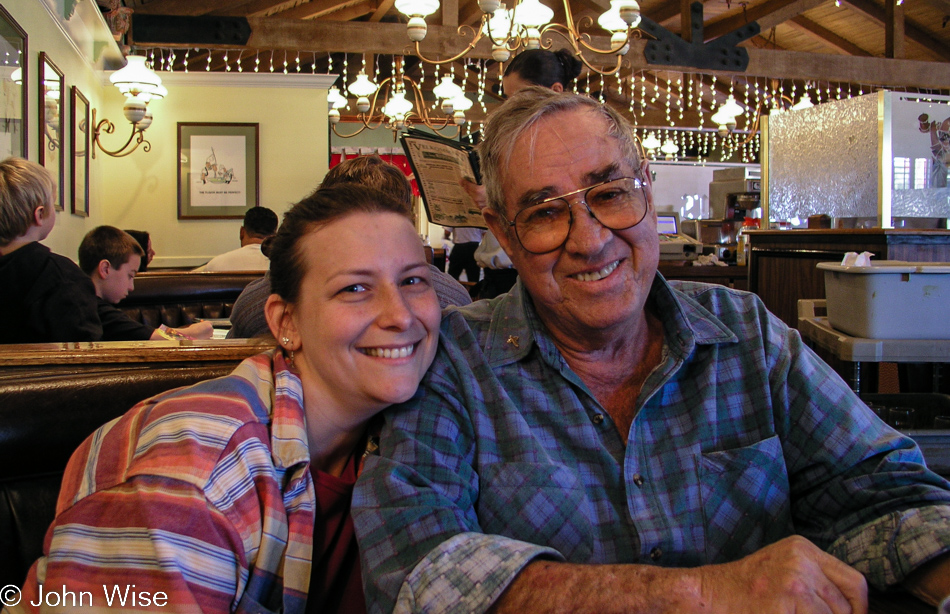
[0,363,237,588]
[117,271,262,328]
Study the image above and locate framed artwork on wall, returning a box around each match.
[177,122,259,220]
[0,5,27,159]
[71,86,89,217]
[38,52,64,210]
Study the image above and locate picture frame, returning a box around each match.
[38,52,63,210]
[70,86,89,217]
[177,122,259,219]
[0,5,27,160]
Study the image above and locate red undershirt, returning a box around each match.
[306,450,366,614]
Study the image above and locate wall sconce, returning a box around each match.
[93,55,167,158]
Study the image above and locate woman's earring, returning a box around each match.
[281,336,290,346]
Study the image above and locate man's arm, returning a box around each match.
[488,537,867,614]
[149,321,214,340]
[904,553,950,606]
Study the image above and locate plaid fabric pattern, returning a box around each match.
[353,276,950,614]
[9,351,316,614]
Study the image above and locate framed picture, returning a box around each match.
[70,86,89,217]
[177,122,259,219]
[0,5,27,159]
[38,52,64,210]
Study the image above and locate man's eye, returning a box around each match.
[591,188,629,204]
[523,204,565,224]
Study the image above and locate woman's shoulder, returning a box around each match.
[64,354,281,502]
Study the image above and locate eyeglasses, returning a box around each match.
[501,176,649,254]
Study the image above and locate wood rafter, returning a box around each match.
[318,1,377,21]
[174,18,950,86]
[703,0,828,41]
[786,15,872,56]
[266,0,370,20]
[840,0,950,61]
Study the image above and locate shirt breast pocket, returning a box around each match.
[699,435,792,563]
[477,462,594,561]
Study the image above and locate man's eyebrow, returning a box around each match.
[583,163,622,185]
[512,163,624,209]
[514,186,557,208]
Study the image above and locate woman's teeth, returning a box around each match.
[573,260,619,282]
[362,344,415,358]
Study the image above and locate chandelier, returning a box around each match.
[329,59,474,139]
[394,0,642,75]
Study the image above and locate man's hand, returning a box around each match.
[460,177,488,211]
[699,536,868,614]
[178,320,214,339]
[490,536,867,614]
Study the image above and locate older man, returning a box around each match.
[353,88,950,613]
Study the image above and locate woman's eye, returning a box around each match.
[402,276,427,287]
[340,284,367,294]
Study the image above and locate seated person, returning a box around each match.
[78,226,212,341]
[227,155,470,339]
[194,206,278,272]
[353,89,950,613]
[0,157,101,343]
[124,229,154,272]
[226,236,275,339]
[11,184,441,613]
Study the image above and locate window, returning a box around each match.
[914,158,930,189]
[893,157,910,190]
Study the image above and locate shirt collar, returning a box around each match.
[480,273,738,369]
[230,349,311,471]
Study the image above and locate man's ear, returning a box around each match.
[239,227,247,242]
[264,293,298,348]
[639,159,656,217]
[32,206,46,226]
[482,207,517,260]
[550,82,564,93]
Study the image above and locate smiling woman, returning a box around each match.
[11,184,441,614]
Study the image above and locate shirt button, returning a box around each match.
[632,474,645,486]
[592,413,604,424]
[650,547,662,561]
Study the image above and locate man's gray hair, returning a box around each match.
[478,87,644,214]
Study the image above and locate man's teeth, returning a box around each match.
[573,260,619,282]
[362,344,415,358]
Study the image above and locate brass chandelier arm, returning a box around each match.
[91,109,151,159]
[410,23,487,65]
[331,122,373,138]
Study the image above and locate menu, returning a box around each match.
[400,130,487,229]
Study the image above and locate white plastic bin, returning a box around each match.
[816,261,950,339]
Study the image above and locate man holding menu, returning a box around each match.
[354,88,950,613]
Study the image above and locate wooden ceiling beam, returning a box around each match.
[840,0,950,61]
[127,0,250,15]
[319,1,378,21]
[885,0,905,59]
[133,18,950,87]
[703,0,829,41]
[370,0,397,21]
[786,15,873,55]
[227,0,301,17]
[268,0,368,20]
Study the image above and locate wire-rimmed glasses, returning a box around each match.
[500,176,649,254]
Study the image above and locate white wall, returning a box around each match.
[650,160,757,220]
[4,0,113,260]
[5,0,336,267]
[98,72,335,268]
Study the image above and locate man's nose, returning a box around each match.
[564,199,611,253]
